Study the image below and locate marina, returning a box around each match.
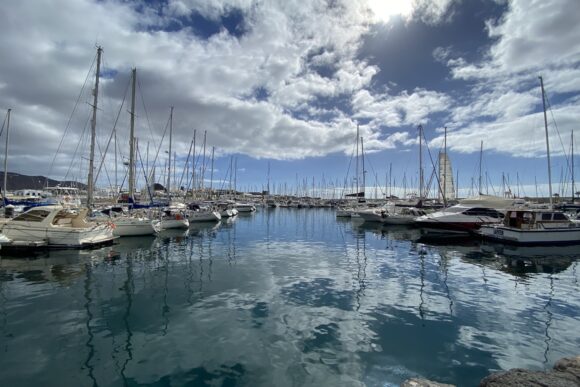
[0,208,579,386]
[1,1,580,386]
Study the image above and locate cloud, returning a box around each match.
[434,0,580,158]
[353,88,452,128]
[0,0,458,183]
[413,0,457,25]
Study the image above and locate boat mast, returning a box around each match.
[572,130,575,202]
[3,109,11,196]
[539,76,553,208]
[443,126,447,204]
[87,46,102,209]
[361,136,365,202]
[355,123,359,198]
[478,141,483,195]
[128,68,137,201]
[418,124,423,199]
[210,146,215,199]
[167,106,173,198]
[201,130,207,194]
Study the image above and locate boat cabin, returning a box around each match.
[504,209,573,229]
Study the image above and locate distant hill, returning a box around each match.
[0,171,86,191]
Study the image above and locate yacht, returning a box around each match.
[478,208,580,245]
[0,205,115,248]
[414,204,505,234]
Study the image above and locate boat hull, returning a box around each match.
[1,223,115,247]
[158,219,189,230]
[479,225,580,245]
[113,218,158,236]
[382,216,415,225]
[188,211,221,222]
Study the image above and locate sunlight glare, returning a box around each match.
[367,0,415,23]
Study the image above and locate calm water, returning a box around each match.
[1,208,579,387]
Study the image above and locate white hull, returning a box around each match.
[2,223,114,247]
[112,218,159,236]
[158,218,189,230]
[479,225,580,245]
[1,206,115,248]
[188,211,221,222]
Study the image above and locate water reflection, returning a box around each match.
[0,209,578,387]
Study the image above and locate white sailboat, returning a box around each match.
[111,68,159,237]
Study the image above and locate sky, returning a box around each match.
[1,0,579,199]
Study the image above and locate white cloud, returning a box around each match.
[435,0,580,158]
[353,88,452,128]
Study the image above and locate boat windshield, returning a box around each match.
[12,209,51,222]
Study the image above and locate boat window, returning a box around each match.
[462,208,502,218]
[552,213,568,221]
[12,209,51,222]
[541,213,552,221]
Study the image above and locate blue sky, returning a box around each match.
[0,0,579,199]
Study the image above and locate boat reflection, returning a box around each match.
[481,242,578,275]
[189,220,222,236]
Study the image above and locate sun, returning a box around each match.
[366,0,415,23]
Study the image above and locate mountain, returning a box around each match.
[0,172,86,191]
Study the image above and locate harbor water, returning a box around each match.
[0,208,579,386]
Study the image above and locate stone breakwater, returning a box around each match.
[401,355,580,387]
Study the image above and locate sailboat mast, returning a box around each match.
[201,130,207,194]
[3,109,11,196]
[210,146,215,199]
[355,123,359,197]
[87,46,102,208]
[418,124,423,199]
[478,141,483,195]
[167,106,173,197]
[128,68,137,200]
[443,126,447,203]
[539,76,553,208]
[572,130,575,202]
[361,137,365,202]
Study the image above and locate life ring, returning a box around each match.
[175,214,182,220]
[63,195,70,203]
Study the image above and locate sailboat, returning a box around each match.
[479,76,580,245]
[157,107,189,230]
[110,68,160,236]
[337,124,366,218]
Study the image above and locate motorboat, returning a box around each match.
[0,205,115,248]
[414,195,514,234]
[478,208,580,245]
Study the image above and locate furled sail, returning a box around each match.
[438,152,455,201]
